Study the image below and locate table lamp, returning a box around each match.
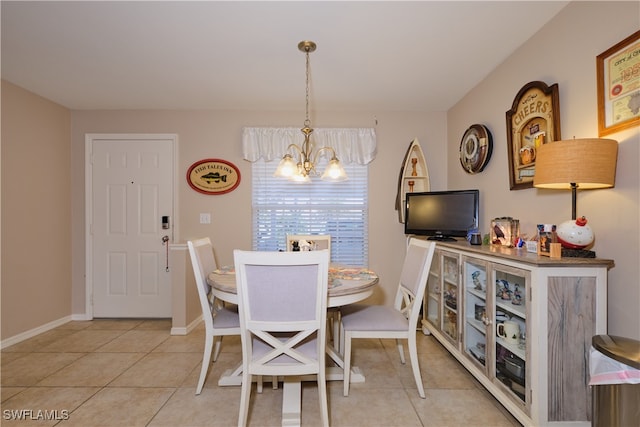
[533,138,618,255]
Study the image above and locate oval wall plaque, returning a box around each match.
[186,159,241,195]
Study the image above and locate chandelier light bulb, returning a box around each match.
[274,154,297,178]
[322,158,348,182]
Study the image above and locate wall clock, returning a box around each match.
[186,159,241,195]
[459,124,493,174]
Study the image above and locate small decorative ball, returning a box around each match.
[556,216,594,249]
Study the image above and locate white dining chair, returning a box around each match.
[286,234,331,255]
[286,233,341,350]
[187,238,241,395]
[340,237,436,398]
[234,249,330,427]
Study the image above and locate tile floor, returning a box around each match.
[1,319,522,426]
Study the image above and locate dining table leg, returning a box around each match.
[217,363,243,386]
[325,341,365,383]
[281,377,302,427]
[216,348,362,427]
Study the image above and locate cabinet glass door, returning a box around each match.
[492,264,529,408]
[424,249,442,329]
[441,252,459,343]
[462,257,489,369]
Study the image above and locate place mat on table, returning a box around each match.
[213,265,235,274]
[211,265,377,289]
[329,267,377,289]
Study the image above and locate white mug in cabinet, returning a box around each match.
[497,321,520,345]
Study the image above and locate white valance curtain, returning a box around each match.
[242,127,377,165]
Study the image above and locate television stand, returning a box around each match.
[427,235,456,242]
[420,240,613,427]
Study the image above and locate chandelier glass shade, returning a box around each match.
[273,41,348,182]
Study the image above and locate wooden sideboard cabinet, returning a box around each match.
[421,240,613,427]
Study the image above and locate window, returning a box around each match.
[251,159,368,266]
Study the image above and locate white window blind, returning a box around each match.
[251,159,369,266]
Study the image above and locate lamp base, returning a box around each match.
[561,248,596,258]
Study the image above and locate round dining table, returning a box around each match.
[206,265,378,427]
[207,265,379,308]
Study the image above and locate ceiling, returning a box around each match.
[1,1,569,112]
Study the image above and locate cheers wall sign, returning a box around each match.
[505,81,561,190]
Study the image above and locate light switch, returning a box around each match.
[199,213,211,224]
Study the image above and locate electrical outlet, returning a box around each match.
[199,213,211,224]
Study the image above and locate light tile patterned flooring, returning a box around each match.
[1,319,522,426]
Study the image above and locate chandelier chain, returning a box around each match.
[304,49,311,128]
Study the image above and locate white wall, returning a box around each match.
[447,1,640,339]
[68,1,639,341]
[4,1,636,344]
[70,109,448,315]
[1,81,72,341]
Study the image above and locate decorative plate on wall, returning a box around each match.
[459,124,493,174]
[187,158,241,195]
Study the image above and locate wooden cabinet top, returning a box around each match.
[433,240,614,269]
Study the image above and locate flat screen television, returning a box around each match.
[404,189,479,241]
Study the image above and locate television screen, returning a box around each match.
[404,190,479,240]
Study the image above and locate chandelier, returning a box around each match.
[274,41,348,182]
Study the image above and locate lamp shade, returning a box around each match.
[533,138,618,189]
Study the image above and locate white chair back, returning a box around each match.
[233,249,330,426]
[188,238,218,333]
[396,237,436,327]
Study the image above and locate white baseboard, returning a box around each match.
[72,313,92,321]
[171,315,202,335]
[2,313,202,347]
[0,315,73,350]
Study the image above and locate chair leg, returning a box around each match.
[196,332,214,395]
[318,370,329,427]
[238,372,252,427]
[343,332,352,397]
[408,335,426,398]
[396,339,406,364]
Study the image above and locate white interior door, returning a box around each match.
[87,134,175,318]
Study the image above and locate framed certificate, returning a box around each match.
[597,30,640,136]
